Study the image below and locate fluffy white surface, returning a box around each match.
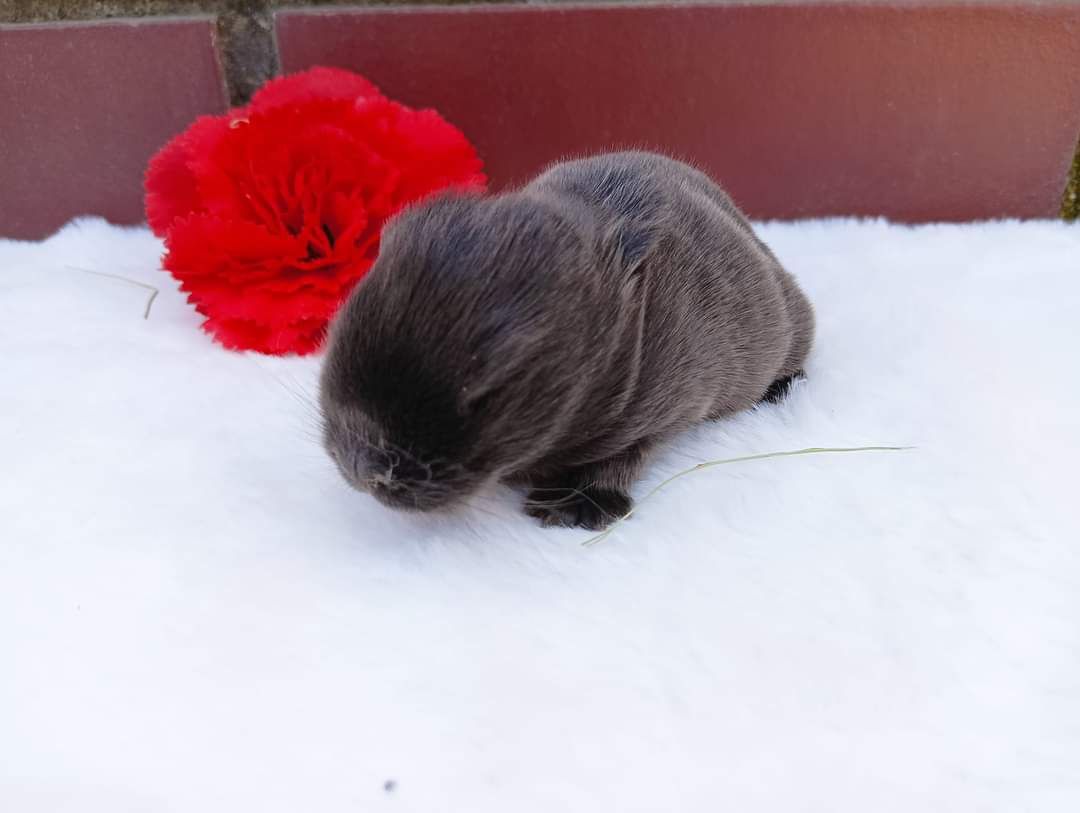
[2,217,1078,811]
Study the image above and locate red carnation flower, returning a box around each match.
[145,67,486,355]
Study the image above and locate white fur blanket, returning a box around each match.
[2,218,1077,811]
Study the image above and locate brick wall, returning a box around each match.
[3,2,1080,238]
[0,2,499,104]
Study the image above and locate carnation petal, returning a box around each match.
[250,66,382,111]
[144,115,234,236]
[164,214,306,283]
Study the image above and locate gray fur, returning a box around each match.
[319,151,815,529]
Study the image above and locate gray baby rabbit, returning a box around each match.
[319,151,814,529]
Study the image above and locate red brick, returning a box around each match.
[0,18,227,239]
[278,4,1080,221]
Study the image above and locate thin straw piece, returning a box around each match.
[583,445,915,546]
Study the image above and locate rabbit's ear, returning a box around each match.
[599,216,660,278]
